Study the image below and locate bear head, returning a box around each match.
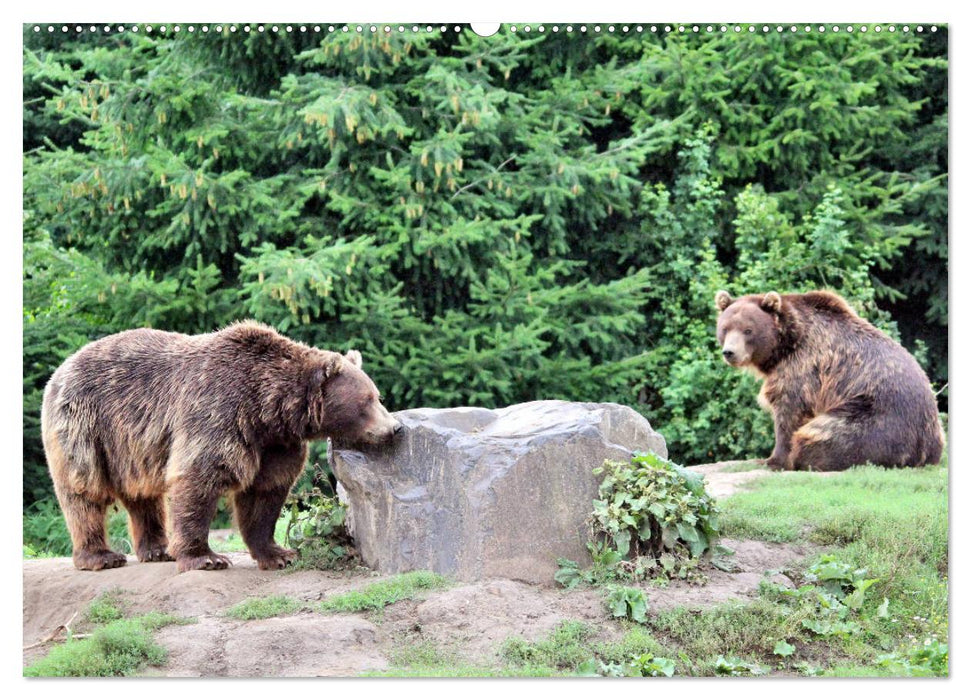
[714,290,783,373]
[305,350,402,446]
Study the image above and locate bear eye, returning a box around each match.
[743,329,753,336]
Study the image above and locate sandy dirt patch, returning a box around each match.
[23,462,818,676]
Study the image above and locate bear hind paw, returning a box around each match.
[137,545,175,563]
[176,551,233,573]
[253,545,297,571]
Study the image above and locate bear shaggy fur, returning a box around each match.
[715,290,944,471]
[41,321,401,572]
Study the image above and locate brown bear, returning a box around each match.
[41,321,401,572]
[714,290,944,471]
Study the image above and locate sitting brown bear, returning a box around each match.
[41,321,401,572]
[715,290,944,471]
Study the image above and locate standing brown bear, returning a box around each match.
[714,290,944,471]
[41,321,401,572]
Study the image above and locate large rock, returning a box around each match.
[329,400,666,584]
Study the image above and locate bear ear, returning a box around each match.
[310,354,344,388]
[715,290,733,311]
[761,292,783,314]
[345,349,363,369]
[307,367,326,395]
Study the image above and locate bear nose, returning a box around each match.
[722,349,735,361]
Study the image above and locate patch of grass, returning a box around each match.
[500,620,594,672]
[319,571,449,613]
[595,625,672,665]
[646,464,951,677]
[823,664,899,677]
[719,460,767,473]
[210,531,248,553]
[364,665,560,678]
[224,595,304,621]
[23,613,189,677]
[720,465,946,545]
[389,639,457,669]
[720,464,948,647]
[84,589,126,624]
[651,598,812,675]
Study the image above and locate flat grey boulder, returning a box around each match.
[329,400,666,584]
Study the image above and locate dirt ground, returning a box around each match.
[22,461,812,677]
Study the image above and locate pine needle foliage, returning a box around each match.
[23,25,947,505]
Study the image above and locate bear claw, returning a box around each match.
[74,549,128,571]
[176,551,233,573]
[254,546,297,571]
[138,546,175,563]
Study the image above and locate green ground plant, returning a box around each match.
[83,589,126,624]
[645,465,948,677]
[603,586,650,624]
[501,621,595,673]
[24,612,190,677]
[318,571,450,613]
[283,487,357,569]
[556,452,720,588]
[224,595,304,621]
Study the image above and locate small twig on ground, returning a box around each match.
[22,610,84,650]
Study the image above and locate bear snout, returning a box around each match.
[722,349,736,362]
[362,419,402,445]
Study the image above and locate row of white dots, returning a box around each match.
[32,25,465,34]
[32,24,938,35]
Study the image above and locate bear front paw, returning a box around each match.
[766,455,790,471]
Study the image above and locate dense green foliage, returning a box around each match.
[23,25,947,506]
[283,487,357,569]
[555,452,721,588]
[23,497,130,556]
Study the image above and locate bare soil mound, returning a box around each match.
[23,461,816,676]
[22,540,809,676]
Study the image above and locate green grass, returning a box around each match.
[210,518,289,553]
[719,464,947,545]
[23,613,190,677]
[372,621,597,678]
[319,571,450,613]
[594,625,673,665]
[84,589,126,624]
[720,464,947,638]
[649,598,811,675]
[224,595,305,620]
[664,463,951,676]
[718,460,767,473]
[501,620,595,672]
[388,639,457,668]
[364,665,561,678]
